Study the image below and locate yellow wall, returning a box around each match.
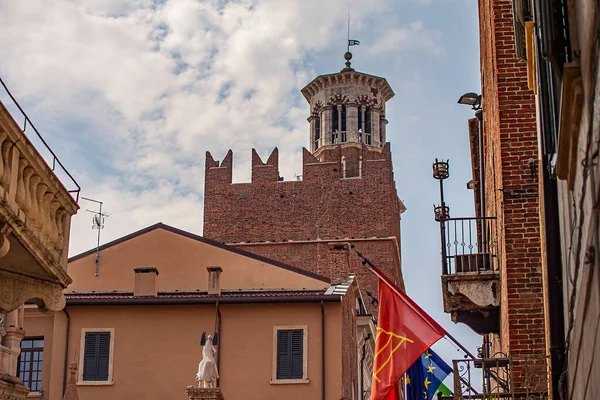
[24,301,343,400]
[67,228,328,293]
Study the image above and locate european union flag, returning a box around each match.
[406,348,452,400]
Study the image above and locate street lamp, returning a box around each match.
[457,92,482,110]
[432,159,450,221]
[433,158,450,274]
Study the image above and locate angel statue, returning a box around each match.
[0,313,6,343]
[196,332,219,388]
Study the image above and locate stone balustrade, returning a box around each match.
[0,101,79,313]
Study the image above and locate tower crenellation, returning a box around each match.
[203,63,404,302]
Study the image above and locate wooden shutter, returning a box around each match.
[513,0,532,60]
[97,332,111,380]
[83,332,111,381]
[277,329,304,380]
[290,330,304,379]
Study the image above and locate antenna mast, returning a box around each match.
[81,197,109,276]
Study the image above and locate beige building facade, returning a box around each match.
[21,223,373,400]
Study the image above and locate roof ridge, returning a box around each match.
[67,222,330,283]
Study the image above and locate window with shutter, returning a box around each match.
[276,328,305,380]
[513,0,532,60]
[82,331,112,382]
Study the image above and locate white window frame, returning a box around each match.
[270,325,309,384]
[77,328,115,386]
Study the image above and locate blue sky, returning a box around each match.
[1,0,482,372]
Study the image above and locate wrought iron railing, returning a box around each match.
[439,216,498,275]
[0,77,81,202]
[437,355,549,400]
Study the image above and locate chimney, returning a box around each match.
[133,267,159,297]
[328,242,351,284]
[207,266,223,295]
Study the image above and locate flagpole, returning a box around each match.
[352,248,477,360]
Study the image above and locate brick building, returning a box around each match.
[435,0,550,398]
[438,0,600,399]
[203,58,406,310]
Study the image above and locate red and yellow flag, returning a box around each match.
[371,274,446,400]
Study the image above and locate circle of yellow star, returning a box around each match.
[424,376,431,390]
[427,363,436,374]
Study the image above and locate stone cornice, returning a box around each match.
[301,71,395,103]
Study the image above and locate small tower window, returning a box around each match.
[380,119,384,146]
[332,107,339,132]
[315,116,321,149]
[365,109,372,134]
[341,105,347,143]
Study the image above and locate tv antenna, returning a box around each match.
[81,197,109,276]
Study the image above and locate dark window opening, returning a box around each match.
[366,133,372,145]
[341,105,347,134]
[358,106,363,132]
[18,338,44,392]
[365,109,372,133]
[332,107,339,132]
[83,332,111,382]
[276,329,304,380]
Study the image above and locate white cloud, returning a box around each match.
[0,0,439,255]
[369,20,440,55]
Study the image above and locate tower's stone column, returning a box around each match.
[346,103,359,142]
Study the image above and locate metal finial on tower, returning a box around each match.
[342,8,360,72]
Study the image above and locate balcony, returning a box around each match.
[0,79,79,314]
[439,355,549,400]
[439,216,500,334]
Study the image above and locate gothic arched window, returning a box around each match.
[341,105,347,142]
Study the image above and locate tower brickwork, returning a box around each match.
[203,66,405,309]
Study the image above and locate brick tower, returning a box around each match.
[203,55,406,307]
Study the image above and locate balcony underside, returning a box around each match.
[442,271,500,334]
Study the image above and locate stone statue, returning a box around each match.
[196,332,219,388]
[0,312,6,343]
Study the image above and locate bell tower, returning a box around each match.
[203,53,405,303]
[301,52,394,177]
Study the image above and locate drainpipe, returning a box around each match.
[216,301,221,387]
[61,308,70,397]
[475,110,487,250]
[360,333,372,400]
[321,301,325,400]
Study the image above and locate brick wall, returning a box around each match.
[478,0,547,391]
[203,144,404,297]
[341,279,358,400]
[234,238,403,314]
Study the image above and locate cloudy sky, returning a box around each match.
[1,0,483,367]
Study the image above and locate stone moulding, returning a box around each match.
[0,269,66,313]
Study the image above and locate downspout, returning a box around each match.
[216,300,221,386]
[475,110,487,249]
[360,333,372,400]
[61,307,71,397]
[321,301,325,400]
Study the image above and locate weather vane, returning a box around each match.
[343,7,360,72]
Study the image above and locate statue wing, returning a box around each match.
[213,332,219,346]
[200,331,206,346]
